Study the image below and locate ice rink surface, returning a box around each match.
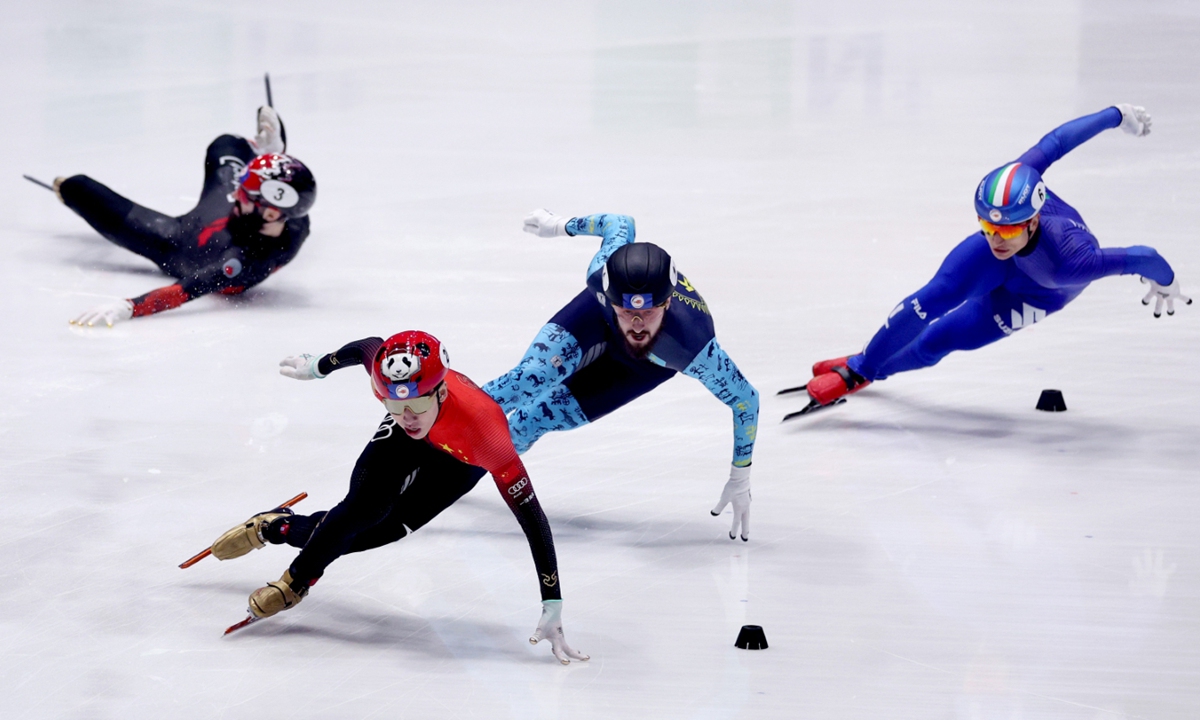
[2,1,1198,718]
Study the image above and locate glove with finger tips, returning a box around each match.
[529,600,589,665]
[523,209,570,238]
[279,354,326,380]
[1141,276,1192,318]
[1117,104,1152,137]
[70,299,134,327]
[711,464,752,542]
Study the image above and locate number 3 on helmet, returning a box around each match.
[236,153,318,219]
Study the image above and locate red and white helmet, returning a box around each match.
[236,153,317,218]
[370,331,450,405]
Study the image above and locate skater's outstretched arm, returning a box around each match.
[73,242,300,325]
[1048,231,1175,287]
[522,209,636,278]
[682,340,758,542]
[1017,104,1148,175]
[681,339,758,468]
[488,455,564,602]
[279,337,384,381]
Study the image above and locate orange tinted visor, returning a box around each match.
[978,217,1028,240]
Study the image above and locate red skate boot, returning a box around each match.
[807,366,871,406]
[811,355,853,377]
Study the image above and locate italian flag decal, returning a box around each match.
[987,163,1021,206]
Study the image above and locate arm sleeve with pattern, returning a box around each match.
[564,214,637,279]
[682,339,759,467]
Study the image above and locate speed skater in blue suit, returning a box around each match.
[804,104,1190,410]
[484,210,760,541]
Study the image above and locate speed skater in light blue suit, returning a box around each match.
[484,210,760,541]
[804,104,1190,409]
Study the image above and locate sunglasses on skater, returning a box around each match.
[382,393,438,415]
[978,217,1030,240]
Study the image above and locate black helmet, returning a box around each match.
[236,153,317,219]
[601,242,676,309]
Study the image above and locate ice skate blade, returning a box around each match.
[782,398,846,422]
[776,383,809,396]
[224,613,261,636]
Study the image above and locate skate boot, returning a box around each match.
[248,569,311,618]
[812,355,853,377]
[808,365,871,406]
[210,507,294,560]
[251,105,287,155]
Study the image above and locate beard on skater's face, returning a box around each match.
[613,301,668,359]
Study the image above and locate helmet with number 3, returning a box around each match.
[236,153,317,218]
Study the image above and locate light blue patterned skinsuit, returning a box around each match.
[484,214,759,467]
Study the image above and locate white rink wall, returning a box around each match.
[0,1,1198,718]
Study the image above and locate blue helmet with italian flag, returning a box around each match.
[974,162,1047,225]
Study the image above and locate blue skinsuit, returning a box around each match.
[848,107,1175,381]
[484,214,759,467]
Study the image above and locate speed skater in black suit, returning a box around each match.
[45,105,316,325]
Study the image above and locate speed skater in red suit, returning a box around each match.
[201,331,587,664]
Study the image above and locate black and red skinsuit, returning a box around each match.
[58,135,309,317]
[264,338,563,602]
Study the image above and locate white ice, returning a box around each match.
[1,1,1198,718]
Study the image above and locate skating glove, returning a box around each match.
[1116,104,1152,137]
[70,299,134,327]
[523,209,570,238]
[711,464,751,542]
[279,354,326,380]
[252,106,286,155]
[1141,277,1192,317]
[529,599,589,665]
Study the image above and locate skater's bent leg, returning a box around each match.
[509,385,589,454]
[349,461,487,550]
[285,426,420,583]
[483,322,584,413]
[850,235,1006,380]
[265,511,327,548]
[872,297,1007,377]
[58,175,184,272]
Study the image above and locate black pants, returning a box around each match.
[278,416,488,584]
[58,134,254,278]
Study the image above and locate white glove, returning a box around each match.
[70,299,133,327]
[1141,277,1192,317]
[1116,104,1151,137]
[252,105,286,155]
[711,464,751,542]
[523,209,570,238]
[529,600,588,665]
[279,354,326,380]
